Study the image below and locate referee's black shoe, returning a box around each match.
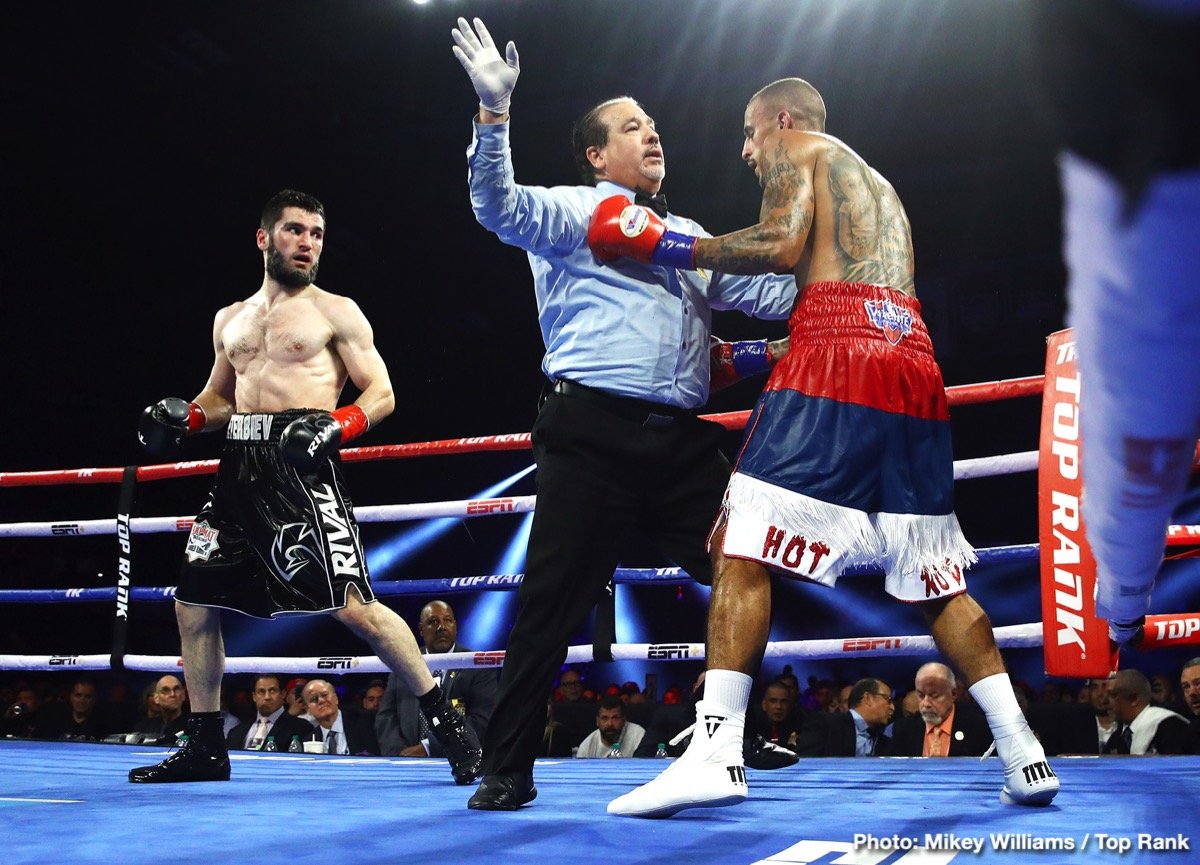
[467,772,538,811]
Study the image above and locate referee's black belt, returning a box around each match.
[552,379,692,430]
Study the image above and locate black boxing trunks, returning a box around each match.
[714,281,975,602]
[175,410,376,618]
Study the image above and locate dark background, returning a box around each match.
[2,1,1196,704]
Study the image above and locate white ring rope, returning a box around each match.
[0,624,1045,673]
[0,452,1037,539]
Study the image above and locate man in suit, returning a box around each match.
[302,679,378,755]
[890,662,993,757]
[227,674,314,751]
[823,678,894,757]
[376,600,498,758]
[1181,658,1200,744]
[1104,668,1196,755]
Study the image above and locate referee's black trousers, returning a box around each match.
[480,385,731,780]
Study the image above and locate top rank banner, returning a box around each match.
[1038,329,1116,678]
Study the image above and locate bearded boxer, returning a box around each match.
[589,78,1059,816]
[128,189,481,786]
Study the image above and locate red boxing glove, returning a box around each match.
[709,339,776,392]
[587,195,697,269]
[330,404,370,443]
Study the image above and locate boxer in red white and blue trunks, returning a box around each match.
[719,281,973,602]
[589,77,1059,817]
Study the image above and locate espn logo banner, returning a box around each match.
[1038,329,1113,677]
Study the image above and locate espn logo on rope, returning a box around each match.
[648,643,691,660]
[466,498,517,515]
[317,656,360,670]
[842,638,904,653]
[48,656,80,666]
[472,651,506,667]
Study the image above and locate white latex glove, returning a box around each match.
[451,17,520,115]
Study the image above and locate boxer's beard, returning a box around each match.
[266,243,318,287]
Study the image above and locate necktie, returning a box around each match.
[634,191,669,218]
[250,716,269,749]
[1119,725,1133,754]
[929,727,943,757]
[326,730,340,755]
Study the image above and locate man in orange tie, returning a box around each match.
[890,663,993,758]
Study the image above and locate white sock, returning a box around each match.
[700,669,752,716]
[968,673,1028,761]
[968,673,1022,719]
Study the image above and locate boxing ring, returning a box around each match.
[3,331,1199,865]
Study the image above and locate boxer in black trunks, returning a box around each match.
[128,190,481,785]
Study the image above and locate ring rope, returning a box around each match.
[0,623,1047,674]
[0,453,1041,539]
[0,375,1049,489]
[0,543,1048,605]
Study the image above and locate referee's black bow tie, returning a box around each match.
[634,190,669,218]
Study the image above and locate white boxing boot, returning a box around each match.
[607,700,748,818]
[987,718,1059,806]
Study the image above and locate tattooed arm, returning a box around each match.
[693,132,818,275]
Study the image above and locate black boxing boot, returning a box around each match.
[419,685,483,785]
[128,712,230,783]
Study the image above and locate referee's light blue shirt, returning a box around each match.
[468,121,796,410]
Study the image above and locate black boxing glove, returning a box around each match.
[279,405,369,473]
[138,397,206,458]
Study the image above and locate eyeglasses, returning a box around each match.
[872,691,893,700]
[305,692,334,704]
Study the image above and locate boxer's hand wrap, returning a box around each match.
[138,398,207,458]
[588,195,697,269]
[279,405,369,474]
[709,339,776,392]
[451,17,520,115]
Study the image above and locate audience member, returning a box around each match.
[827,683,852,714]
[574,695,645,758]
[2,685,44,738]
[1149,674,1182,712]
[360,680,386,713]
[285,678,315,724]
[1089,675,1120,754]
[634,672,705,759]
[554,668,587,703]
[302,679,379,756]
[226,674,315,751]
[748,680,802,753]
[900,690,921,719]
[824,679,893,757]
[133,675,189,744]
[1181,657,1200,742]
[376,600,497,758]
[890,662,992,757]
[38,679,109,741]
[541,699,580,758]
[1104,669,1196,755]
